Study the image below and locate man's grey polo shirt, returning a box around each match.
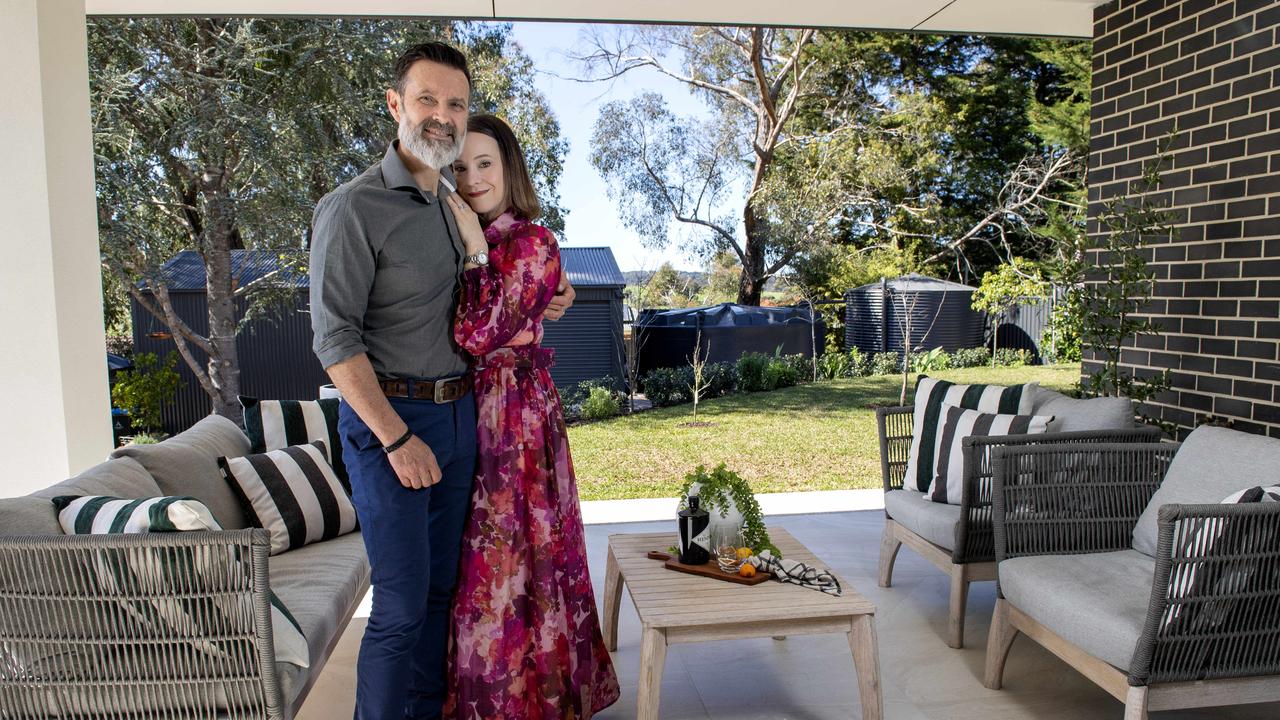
[310,142,470,379]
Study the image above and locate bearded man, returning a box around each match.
[308,42,572,720]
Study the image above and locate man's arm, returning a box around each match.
[310,191,440,489]
[544,270,575,321]
[325,354,441,489]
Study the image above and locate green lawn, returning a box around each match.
[567,364,1081,501]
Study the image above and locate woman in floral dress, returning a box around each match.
[442,113,619,720]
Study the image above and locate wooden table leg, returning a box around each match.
[602,544,623,651]
[848,614,883,720]
[636,626,667,720]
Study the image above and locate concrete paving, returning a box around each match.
[298,503,1280,720]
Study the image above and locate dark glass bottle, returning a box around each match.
[678,495,711,565]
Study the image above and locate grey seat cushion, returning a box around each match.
[112,414,252,530]
[1000,549,1154,670]
[885,489,961,550]
[0,496,63,535]
[1030,387,1134,434]
[270,532,370,705]
[1133,426,1280,556]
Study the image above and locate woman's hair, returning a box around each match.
[466,114,541,222]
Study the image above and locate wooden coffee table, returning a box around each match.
[602,528,882,720]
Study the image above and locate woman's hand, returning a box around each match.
[445,191,488,257]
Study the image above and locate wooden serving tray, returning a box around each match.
[646,550,772,586]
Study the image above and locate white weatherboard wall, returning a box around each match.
[0,0,111,496]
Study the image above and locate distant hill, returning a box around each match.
[622,269,783,293]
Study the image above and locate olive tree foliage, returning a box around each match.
[580,26,823,305]
[91,18,566,422]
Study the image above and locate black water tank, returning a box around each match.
[843,274,985,355]
[635,303,823,377]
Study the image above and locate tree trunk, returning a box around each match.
[738,205,766,305]
[203,197,242,424]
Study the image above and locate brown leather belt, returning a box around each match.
[377,375,470,403]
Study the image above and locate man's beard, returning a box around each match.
[398,114,463,169]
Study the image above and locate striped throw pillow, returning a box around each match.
[50,495,309,668]
[926,405,1053,504]
[901,376,1037,492]
[219,441,358,555]
[240,396,347,492]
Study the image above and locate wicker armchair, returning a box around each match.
[875,405,1160,648]
[985,442,1280,719]
[0,529,292,719]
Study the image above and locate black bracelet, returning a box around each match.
[382,428,414,454]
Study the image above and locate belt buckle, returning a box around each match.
[434,376,461,403]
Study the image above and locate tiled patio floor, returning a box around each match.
[297,509,1280,719]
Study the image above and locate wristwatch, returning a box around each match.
[465,251,489,266]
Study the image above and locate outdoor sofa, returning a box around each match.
[0,414,369,719]
[985,426,1280,718]
[876,384,1159,647]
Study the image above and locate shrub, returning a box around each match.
[580,386,622,420]
[950,346,991,368]
[701,361,737,397]
[909,347,951,373]
[847,347,871,377]
[994,348,1034,367]
[736,352,772,392]
[781,354,813,383]
[765,359,799,390]
[817,351,851,380]
[641,367,692,407]
[870,351,900,376]
[110,351,182,433]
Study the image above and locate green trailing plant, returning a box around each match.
[110,351,181,433]
[678,464,780,558]
[1072,138,1176,410]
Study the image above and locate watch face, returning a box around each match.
[476,252,489,264]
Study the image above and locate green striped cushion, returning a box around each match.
[901,377,1037,492]
[240,396,347,493]
[51,494,309,668]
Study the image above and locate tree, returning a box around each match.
[581,26,821,304]
[91,18,567,421]
[971,258,1049,365]
[639,262,701,309]
[702,250,741,304]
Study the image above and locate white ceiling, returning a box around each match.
[84,0,1109,38]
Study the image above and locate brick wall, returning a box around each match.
[1087,0,1280,438]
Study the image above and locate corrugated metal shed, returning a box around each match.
[844,274,986,356]
[134,247,625,433]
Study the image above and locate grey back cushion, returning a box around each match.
[29,456,161,501]
[3,456,164,536]
[111,414,252,530]
[1132,426,1280,556]
[1031,387,1134,433]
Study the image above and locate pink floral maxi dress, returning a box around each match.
[446,211,619,720]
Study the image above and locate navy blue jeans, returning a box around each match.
[338,394,476,720]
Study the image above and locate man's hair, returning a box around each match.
[393,42,471,93]
[466,114,541,222]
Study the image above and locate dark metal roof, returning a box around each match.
[848,273,976,294]
[153,246,624,291]
[561,247,625,288]
[152,250,308,292]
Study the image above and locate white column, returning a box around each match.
[0,0,110,496]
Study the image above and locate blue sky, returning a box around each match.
[507,22,709,273]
